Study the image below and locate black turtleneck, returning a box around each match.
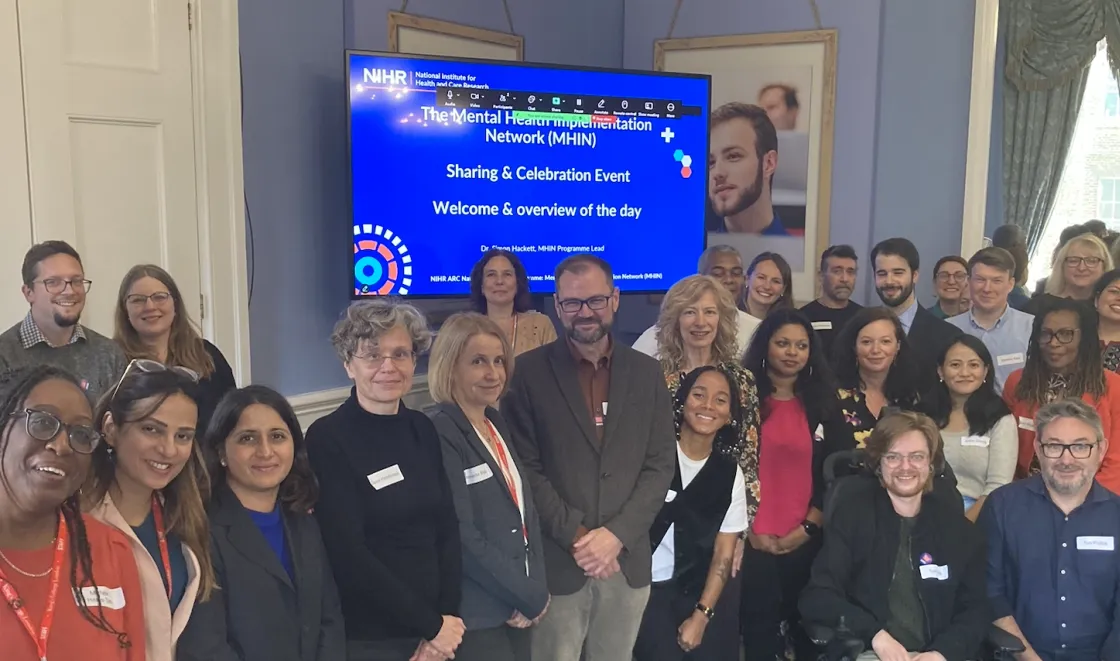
[306,390,461,642]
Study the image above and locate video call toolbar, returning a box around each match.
[435,85,704,120]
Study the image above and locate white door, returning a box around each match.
[17,0,201,337]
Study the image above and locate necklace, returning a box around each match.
[0,547,53,578]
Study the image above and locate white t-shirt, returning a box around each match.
[651,445,748,582]
[632,309,761,360]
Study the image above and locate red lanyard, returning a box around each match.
[150,494,173,600]
[0,517,68,661]
[483,420,527,544]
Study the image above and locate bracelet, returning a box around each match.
[695,603,715,620]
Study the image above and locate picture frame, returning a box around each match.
[655,29,838,303]
[388,11,524,62]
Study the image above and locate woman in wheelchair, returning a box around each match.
[738,309,843,661]
[920,335,1016,521]
[634,365,749,661]
[831,308,923,450]
[799,412,992,661]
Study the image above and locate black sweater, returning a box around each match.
[799,476,990,661]
[306,391,461,642]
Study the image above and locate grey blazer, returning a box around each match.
[429,403,550,630]
[500,339,676,595]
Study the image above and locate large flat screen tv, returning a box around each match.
[347,51,711,297]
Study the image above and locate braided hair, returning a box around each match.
[0,366,130,649]
[1015,297,1105,407]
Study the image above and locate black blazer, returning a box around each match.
[429,403,550,630]
[178,484,346,661]
[907,304,963,391]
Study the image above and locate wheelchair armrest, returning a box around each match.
[804,622,838,645]
[986,624,1026,653]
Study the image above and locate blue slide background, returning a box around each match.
[348,52,710,297]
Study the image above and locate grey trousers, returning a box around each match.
[530,572,651,661]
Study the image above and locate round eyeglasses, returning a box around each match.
[11,409,102,454]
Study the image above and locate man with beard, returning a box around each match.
[799,244,863,356]
[0,241,126,401]
[708,102,790,235]
[502,254,676,661]
[870,238,961,389]
[981,400,1120,661]
[632,245,761,358]
[800,411,990,661]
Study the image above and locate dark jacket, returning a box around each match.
[178,484,346,661]
[800,476,990,661]
[429,403,550,630]
[907,304,963,393]
[501,339,676,595]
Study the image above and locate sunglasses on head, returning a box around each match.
[109,359,200,404]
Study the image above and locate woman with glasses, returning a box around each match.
[921,335,1016,520]
[0,365,147,661]
[930,256,969,319]
[469,249,557,356]
[86,359,216,661]
[1093,269,1120,373]
[743,252,794,319]
[1003,297,1120,494]
[179,386,346,661]
[1025,233,1112,316]
[115,264,237,432]
[428,313,548,661]
[306,300,463,661]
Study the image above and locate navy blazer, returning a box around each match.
[908,304,963,392]
[177,484,346,661]
[429,403,550,630]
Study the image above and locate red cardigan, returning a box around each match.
[1002,368,1120,495]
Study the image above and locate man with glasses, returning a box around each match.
[980,399,1120,661]
[948,248,1034,392]
[503,254,675,661]
[931,256,970,319]
[800,411,991,661]
[0,241,126,401]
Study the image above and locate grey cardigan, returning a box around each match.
[429,403,550,630]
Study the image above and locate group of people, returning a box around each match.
[1,229,1118,661]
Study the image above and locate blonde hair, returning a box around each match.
[1046,234,1112,296]
[428,313,514,404]
[655,275,739,375]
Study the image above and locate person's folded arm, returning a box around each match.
[501,374,586,546]
[307,427,444,641]
[927,530,992,661]
[797,510,880,642]
[603,377,676,551]
[434,418,549,618]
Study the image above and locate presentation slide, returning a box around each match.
[348,52,710,297]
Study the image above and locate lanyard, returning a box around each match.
[150,494,173,600]
[483,420,527,544]
[0,517,68,661]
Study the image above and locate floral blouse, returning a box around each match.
[666,362,762,522]
[836,387,879,449]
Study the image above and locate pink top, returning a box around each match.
[752,397,813,536]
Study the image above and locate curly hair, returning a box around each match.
[741,308,838,422]
[331,298,433,363]
[655,275,739,375]
[831,307,922,408]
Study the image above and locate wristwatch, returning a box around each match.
[695,603,715,620]
[801,519,821,537]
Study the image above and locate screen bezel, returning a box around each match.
[345,49,712,300]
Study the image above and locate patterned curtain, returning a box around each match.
[1000,0,1120,254]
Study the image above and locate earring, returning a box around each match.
[220,458,227,467]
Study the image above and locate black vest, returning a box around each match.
[649,450,737,597]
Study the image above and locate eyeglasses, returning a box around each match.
[882,451,930,468]
[34,278,92,295]
[109,359,200,406]
[125,292,172,307]
[1039,328,1079,345]
[11,409,101,454]
[936,272,967,283]
[557,295,612,314]
[353,349,416,366]
[1064,256,1104,269]
[1040,442,1098,459]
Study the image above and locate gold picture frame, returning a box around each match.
[388,12,523,61]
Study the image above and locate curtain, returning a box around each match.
[1000,0,1120,254]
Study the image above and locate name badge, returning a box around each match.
[367,464,405,490]
[665,489,677,503]
[811,321,833,331]
[1077,536,1116,551]
[919,564,950,581]
[961,435,990,448]
[997,352,1025,367]
[74,586,126,609]
[1018,416,1035,432]
[463,463,494,486]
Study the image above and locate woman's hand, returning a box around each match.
[428,615,465,658]
[677,612,709,653]
[774,526,811,554]
[747,531,781,554]
[506,611,533,629]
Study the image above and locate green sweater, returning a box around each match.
[0,321,128,403]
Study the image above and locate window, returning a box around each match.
[1106,88,1120,117]
[1100,178,1120,220]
